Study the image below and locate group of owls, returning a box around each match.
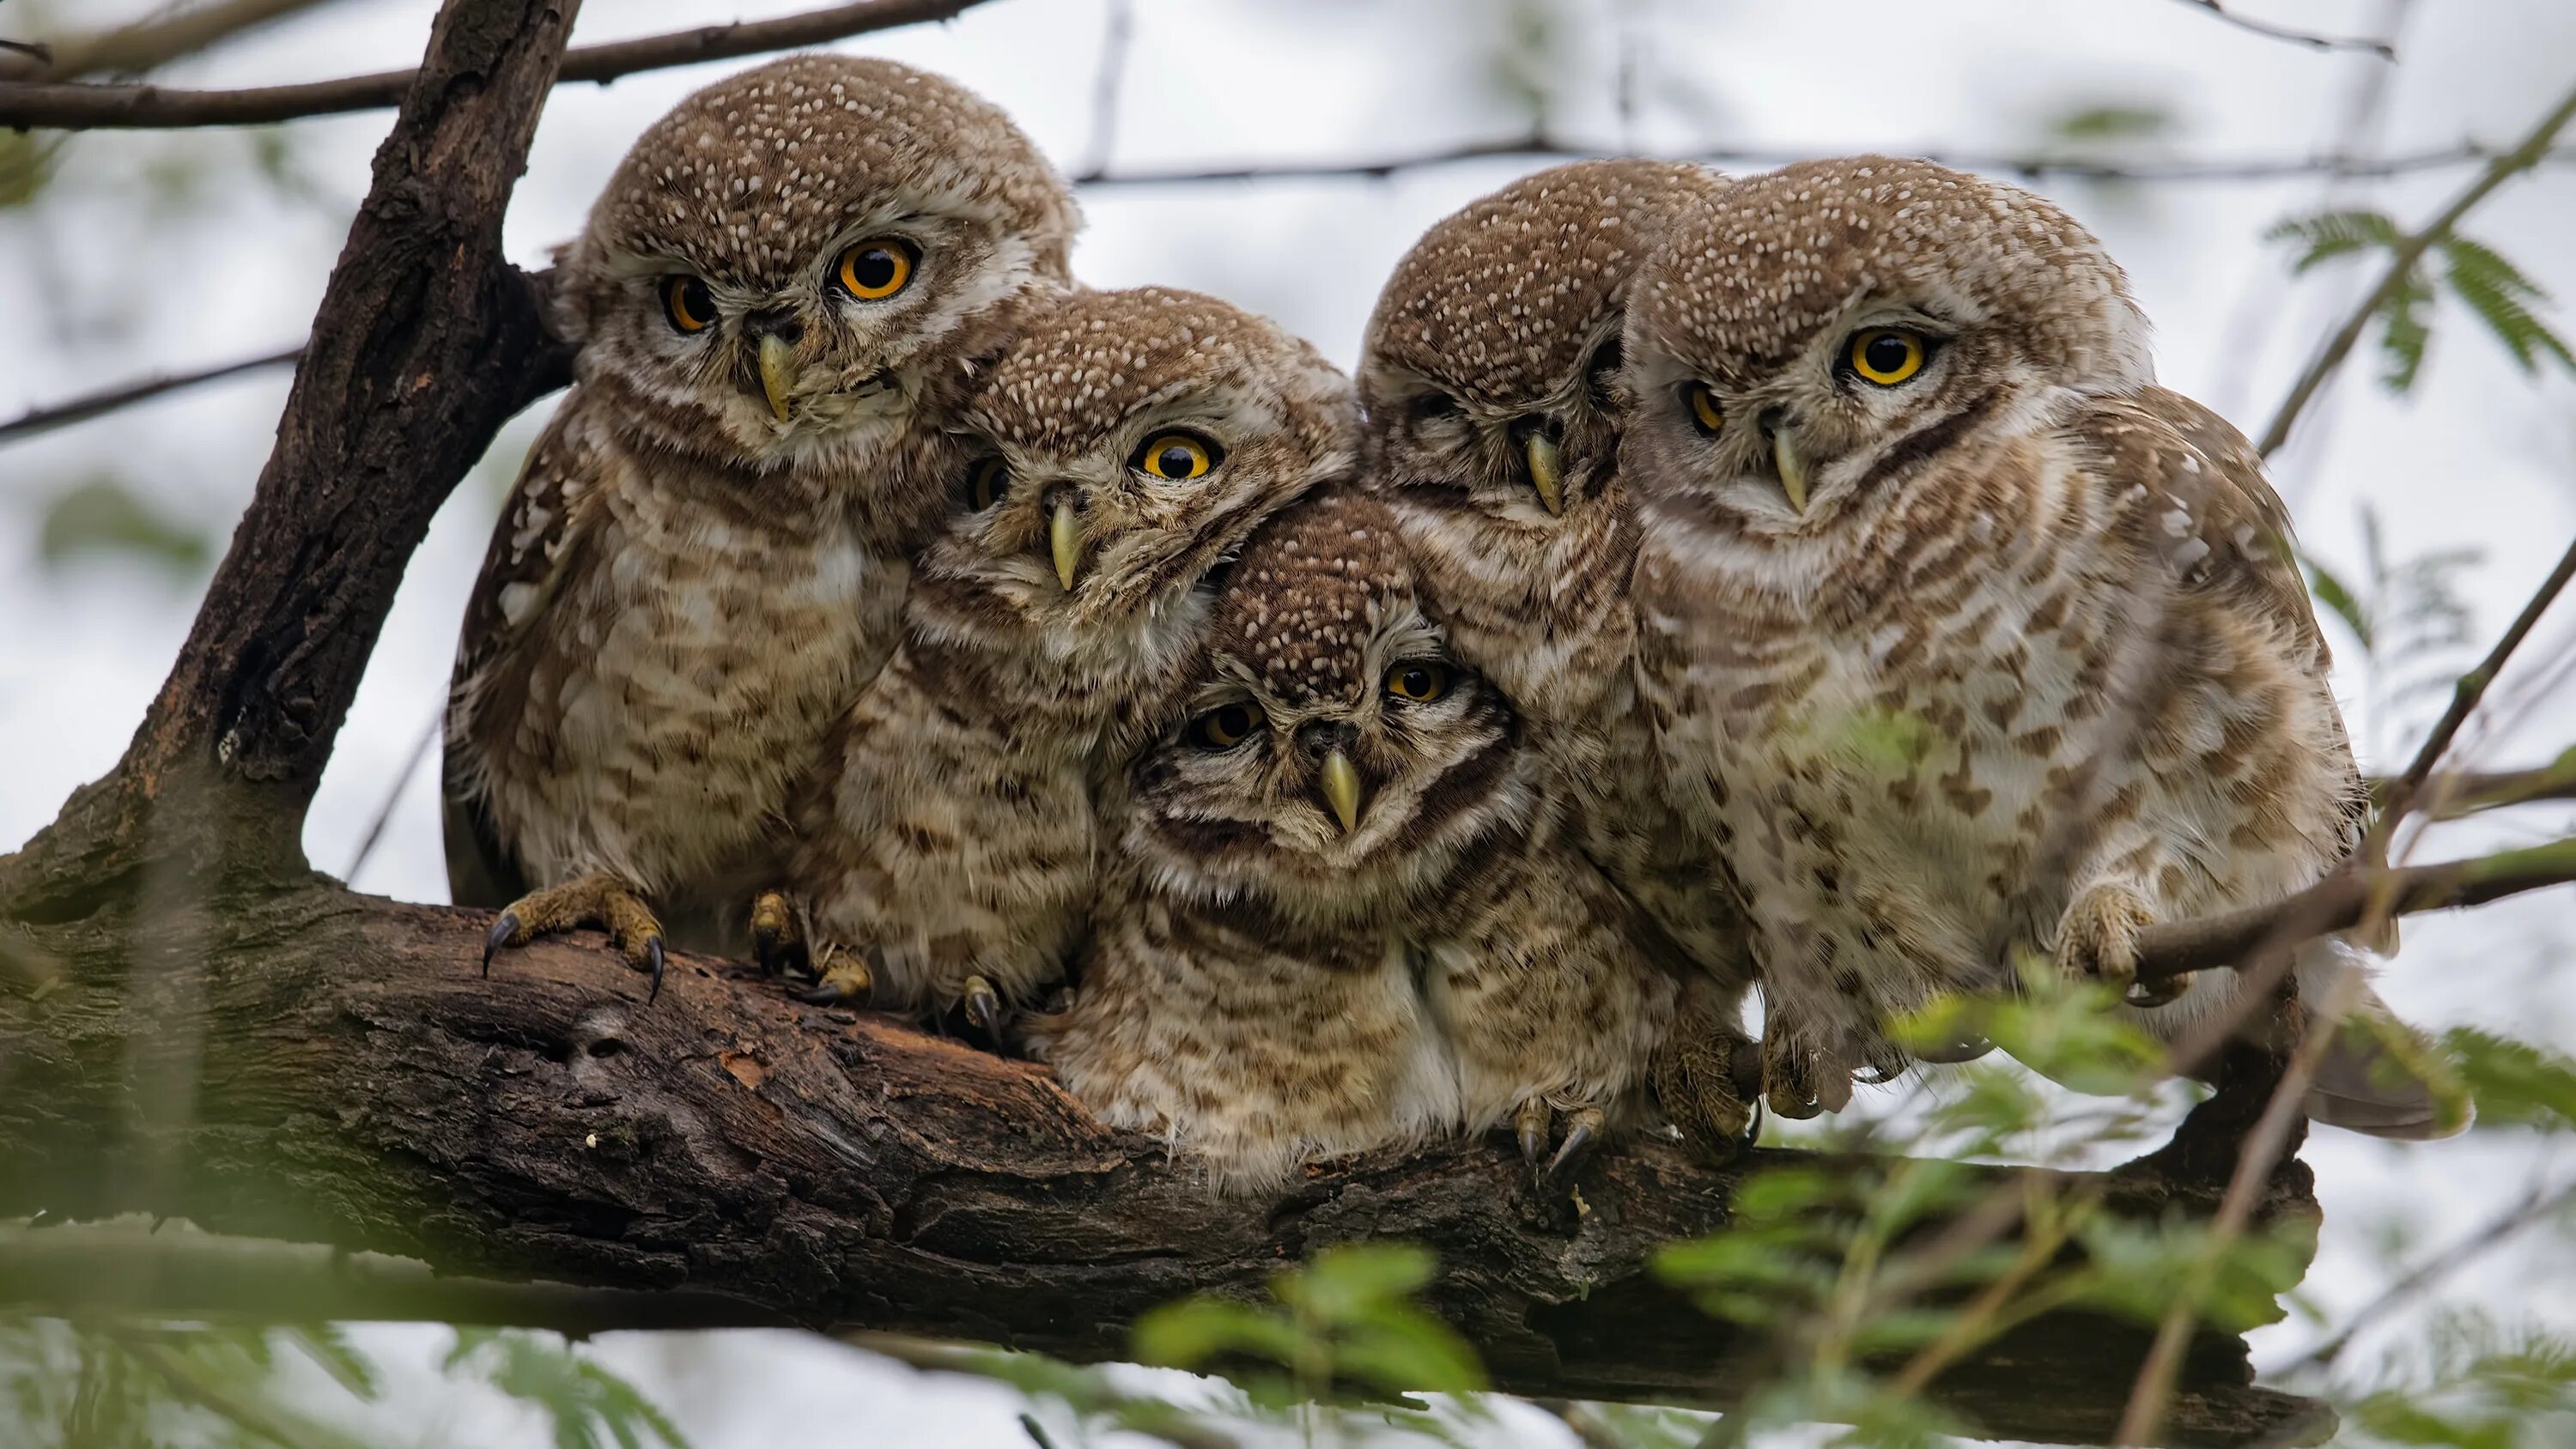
[444,53,2451,1197]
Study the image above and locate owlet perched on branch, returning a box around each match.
[1358,159,1762,1155]
[1034,491,1695,1191]
[758,288,1353,1030]
[1620,155,2449,1137]
[447,56,1078,997]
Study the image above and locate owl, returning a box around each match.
[757,287,1353,1029]
[1032,491,1691,1191]
[1619,155,2446,1137]
[1358,159,1761,1150]
[447,56,1079,998]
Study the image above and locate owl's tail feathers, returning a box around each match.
[2297,937,2470,1141]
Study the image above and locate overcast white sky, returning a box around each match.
[4,1,2576,1445]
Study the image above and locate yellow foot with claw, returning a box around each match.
[961,973,1004,1038]
[793,943,877,1007]
[483,872,666,1002]
[1652,1029,1758,1165]
[1512,1097,1605,1186]
[749,890,807,979]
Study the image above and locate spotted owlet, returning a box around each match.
[1358,160,1761,1151]
[756,287,1353,1029]
[1033,491,1694,1191]
[1619,155,2448,1137]
[446,56,1078,997]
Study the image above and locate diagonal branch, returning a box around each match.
[2255,82,2576,458]
[0,0,345,83]
[0,0,995,130]
[2165,0,2396,58]
[0,344,302,446]
[2385,534,2576,815]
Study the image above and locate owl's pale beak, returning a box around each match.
[1318,748,1364,834]
[1523,431,1564,516]
[756,333,798,422]
[1771,424,1811,513]
[1049,492,1082,591]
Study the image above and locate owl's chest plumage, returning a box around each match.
[496,460,902,898]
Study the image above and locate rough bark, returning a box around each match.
[0,882,2329,1449]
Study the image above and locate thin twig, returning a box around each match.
[2255,82,2576,457]
[839,1333,1245,1449]
[0,345,301,446]
[2132,836,2576,984]
[2386,533,2576,812]
[0,0,343,83]
[2114,972,2356,1446]
[341,706,443,885]
[2372,764,2576,818]
[2276,1179,2576,1378]
[1078,0,1134,180]
[1071,136,2574,190]
[2166,0,2396,58]
[0,0,999,130]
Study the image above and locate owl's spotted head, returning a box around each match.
[1623,156,2152,533]
[923,287,1354,641]
[1360,160,1728,525]
[559,55,1079,479]
[1125,492,1534,925]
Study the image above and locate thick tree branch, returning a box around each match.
[0,884,2329,1449]
[2255,82,2576,458]
[0,0,993,130]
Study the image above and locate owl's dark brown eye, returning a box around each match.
[1188,701,1263,750]
[1135,431,1222,481]
[967,458,1008,511]
[833,239,915,300]
[1383,661,1450,702]
[1846,328,1929,386]
[1409,391,1460,422]
[662,275,716,334]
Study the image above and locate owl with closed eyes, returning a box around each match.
[448,56,1079,997]
[1032,490,1692,1191]
[1358,159,1761,1153]
[756,287,1352,1029]
[1620,155,2449,1137]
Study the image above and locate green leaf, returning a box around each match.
[2379,264,2437,393]
[2447,1027,2576,1132]
[1279,1241,1439,1324]
[2267,209,2403,274]
[1132,1298,1305,1373]
[2439,233,2576,376]
[2306,555,2375,653]
[281,1325,380,1402]
[35,476,213,576]
[1331,1311,1488,1396]
[2053,103,2175,142]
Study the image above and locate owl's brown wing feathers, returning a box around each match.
[442,397,609,908]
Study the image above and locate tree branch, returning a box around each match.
[0,0,995,130]
[0,884,2330,1449]
[2165,0,2396,59]
[2385,534,2576,814]
[2254,82,2576,458]
[0,344,302,446]
[0,0,346,83]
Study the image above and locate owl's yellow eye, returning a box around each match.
[1383,661,1451,702]
[1683,381,1724,435]
[1135,431,1221,481]
[1188,700,1264,750]
[835,239,915,300]
[662,275,715,334]
[968,458,1009,512]
[1847,328,1929,386]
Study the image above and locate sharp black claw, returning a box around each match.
[483,912,519,976]
[1542,1123,1597,1185]
[1516,1119,1548,1169]
[645,937,666,1003]
[964,981,1002,1035]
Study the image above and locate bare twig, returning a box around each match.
[0,0,343,83]
[1072,136,2575,190]
[341,706,443,885]
[2255,82,2576,457]
[1078,0,1134,179]
[2116,972,2354,1446]
[2372,763,2576,818]
[0,0,999,130]
[2277,1179,2576,1378]
[2133,837,2576,984]
[2386,534,2576,814]
[0,345,301,446]
[2166,0,2396,58]
[839,1333,1246,1449]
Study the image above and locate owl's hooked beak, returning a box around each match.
[756,333,799,422]
[1523,430,1565,516]
[1048,491,1083,591]
[1318,748,1364,834]
[1768,417,1811,513]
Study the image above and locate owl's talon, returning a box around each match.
[1653,1026,1757,1162]
[2124,971,2193,1009]
[794,945,873,1006]
[1513,1097,1551,1170]
[963,975,1003,1035]
[482,911,520,977]
[1542,1106,1603,1185]
[2057,882,2157,1006]
[644,936,666,1003]
[750,891,806,979]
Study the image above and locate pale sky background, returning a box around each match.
[3,1,2575,1445]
